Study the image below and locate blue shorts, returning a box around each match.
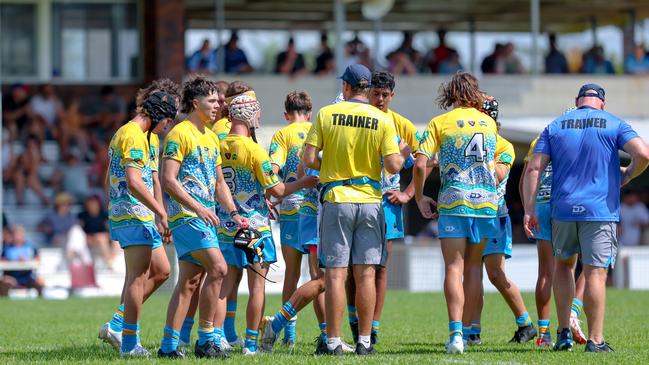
[438,215,499,243]
[110,224,162,249]
[220,235,277,269]
[483,215,512,259]
[171,219,220,266]
[534,202,552,242]
[280,218,306,254]
[383,196,404,240]
[299,214,318,247]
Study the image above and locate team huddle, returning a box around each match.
[97,64,648,358]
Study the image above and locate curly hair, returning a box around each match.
[135,78,181,116]
[181,76,219,114]
[284,91,312,115]
[371,71,395,91]
[436,72,483,110]
[225,80,253,98]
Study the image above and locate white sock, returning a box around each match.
[359,335,371,349]
[327,337,342,351]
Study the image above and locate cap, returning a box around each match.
[338,64,371,88]
[577,83,605,101]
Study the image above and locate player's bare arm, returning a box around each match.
[621,137,649,186]
[522,153,550,237]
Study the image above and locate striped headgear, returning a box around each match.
[229,93,261,128]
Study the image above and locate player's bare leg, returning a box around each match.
[280,245,303,345]
[345,267,358,342]
[242,263,269,355]
[570,268,587,344]
[462,240,484,342]
[553,255,578,350]
[121,246,152,354]
[583,265,608,344]
[441,238,466,353]
[372,240,392,344]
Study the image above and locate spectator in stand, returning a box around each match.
[481,43,505,74]
[78,195,117,269]
[14,135,49,206]
[59,97,90,161]
[344,33,372,69]
[81,85,127,141]
[29,84,64,143]
[0,225,45,297]
[625,44,649,75]
[49,154,91,199]
[502,42,525,74]
[425,29,452,73]
[224,31,253,74]
[38,192,77,247]
[314,32,335,76]
[88,142,110,194]
[545,33,569,74]
[619,189,649,246]
[386,31,421,75]
[187,39,217,74]
[2,84,33,142]
[275,37,307,76]
[2,133,19,194]
[582,46,615,74]
[438,49,463,74]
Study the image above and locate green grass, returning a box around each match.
[0,290,647,364]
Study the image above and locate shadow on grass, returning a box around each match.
[0,344,118,362]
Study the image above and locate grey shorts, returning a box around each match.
[551,220,618,268]
[318,202,387,268]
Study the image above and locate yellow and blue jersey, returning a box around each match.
[218,134,280,240]
[525,136,552,203]
[416,107,499,217]
[269,121,311,220]
[495,136,515,217]
[163,120,222,229]
[381,109,419,192]
[211,117,232,141]
[108,121,159,228]
[299,167,320,217]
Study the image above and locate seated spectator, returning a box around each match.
[2,84,34,142]
[81,86,127,142]
[314,32,335,76]
[38,192,76,247]
[187,39,217,74]
[0,225,45,297]
[275,37,307,76]
[481,43,505,74]
[59,97,89,161]
[14,135,49,205]
[502,42,525,74]
[344,33,372,69]
[88,142,110,194]
[425,29,452,73]
[29,84,64,143]
[78,195,116,269]
[387,31,421,75]
[224,31,253,74]
[545,33,569,74]
[438,49,463,74]
[625,44,649,75]
[2,132,18,192]
[582,46,615,74]
[49,154,91,199]
[619,189,649,246]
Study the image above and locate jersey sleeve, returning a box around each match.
[381,118,400,157]
[524,136,539,163]
[268,131,287,168]
[617,121,639,149]
[120,133,149,170]
[253,146,281,190]
[305,111,324,149]
[416,117,441,159]
[495,137,515,168]
[394,113,420,150]
[533,127,551,156]
[149,134,160,172]
[162,129,188,163]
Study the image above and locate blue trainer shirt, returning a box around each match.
[534,106,639,222]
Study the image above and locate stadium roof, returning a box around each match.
[186,0,649,32]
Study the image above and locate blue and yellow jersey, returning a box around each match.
[525,136,552,203]
[211,117,232,141]
[495,136,515,217]
[381,109,419,192]
[108,121,159,228]
[269,121,311,220]
[305,100,399,204]
[218,134,280,240]
[299,167,320,217]
[163,120,222,229]
[416,107,499,217]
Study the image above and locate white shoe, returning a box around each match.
[98,322,122,351]
[177,339,190,356]
[120,344,150,357]
[446,336,464,354]
[341,340,355,353]
[570,314,587,345]
[229,337,245,347]
[242,348,257,356]
[259,316,279,352]
[219,336,233,351]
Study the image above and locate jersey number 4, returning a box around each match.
[464,133,486,162]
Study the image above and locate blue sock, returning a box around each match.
[244,328,258,352]
[319,322,327,340]
[538,319,551,337]
[213,327,224,343]
[283,317,297,343]
[449,321,462,341]
[109,303,124,332]
[372,320,380,335]
[197,324,215,346]
[271,302,297,333]
[348,305,358,324]
[122,322,139,353]
[515,312,532,327]
[462,325,472,339]
[471,321,481,335]
[571,298,583,317]
[224,301,238,342]
[179,317,194,344]
[160,327,179,353]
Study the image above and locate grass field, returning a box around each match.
[0,290,647,364]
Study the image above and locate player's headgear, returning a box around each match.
[480,94,499,121]
[233,227,275,282]
[143,90,178,142]
[229,93,261,142]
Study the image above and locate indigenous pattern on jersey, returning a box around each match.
[381,110,419,193]
[269,121,311,220]
[495,136,515,217]
[299,167,320,217]
[108,121,159,228]
[416,107,499,217]
[218,134,280,240]
[211,117,231,140]
[525,136,552,202]
[163,120,222,229]
[305,100,399,203]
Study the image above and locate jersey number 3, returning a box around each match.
[465,133,486,162]
[222,166,237,193]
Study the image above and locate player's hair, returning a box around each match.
[371,71,395,91]
[215,80,229,96]
[349,79,370,96]
[225,81,252,98]
[284,91,312,115]
[436,72,483,110]
[135,78,181,116]
[181,76,219,114]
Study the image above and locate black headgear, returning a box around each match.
[233,227,275,282]
[143,90,178,141]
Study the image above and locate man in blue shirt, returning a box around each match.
[0,225,44,297]
[523,84,649,353]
